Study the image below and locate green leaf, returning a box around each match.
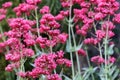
[109,66,117,76]
[112,69,119,80]
[29,63,35,67]
[107,44,114,55]
[76,42,83,51]
[66,40,83,52]
[73,72,83,80]
[83,67,98,80]
[63,75,71,80]
[39,75,46,80]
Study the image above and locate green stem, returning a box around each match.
[104,24,109,80]
[68,0,75,78]
[69,26,75,79]
[71,27,82,78]
[0,24,9,52]
[85,47,95,80]
[93,22,104,67]
[35,8,45,52]
[35,8,40,37]
[104,15,110,80]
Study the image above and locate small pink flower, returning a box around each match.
[102,21,115,30]
[47,74,62,80]
[60,10,69,16]
[58,33,68,44]
[0,8,7,14]
[24,39,35,46]
[113,13,120,23]
[13,3,36,16]
[17,72,26,78]
[80,2,90,8]
[56,50,64,58]
[36,36,47,48]
[5,38,18,46]
[91,56,104,65]
[40,6,50,14]
[56,59,65,65]
[55,14,64,21]
[5,53,20,62]
[5,64,13,72]
[108,31,115,38]
[96,30,105,39]
[0,42,6,48]
[0,15,6,21]
[109,56,116,63]
[2,2,12,8]
[78,49,86,56]
[88,11,95,18]
[23,48,34,57]
[84,38,98,45]
[94,12,105,21]
[61,2,70,8]
[64,59,72,67]
[76,29,87,36]
[26,0,41,5]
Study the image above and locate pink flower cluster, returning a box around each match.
[74,8,93,36]
[113,13,120,23]
[0,2,12,21]
[5,18,36,71]
[13,3,36,16]
[2,2,12,9]
[38,11,68,48]
[78,49,86,56]
[84,38,98,45]
[55,10,69,21]
[13,0,41,16]
[1,3,71,79]
[71,0,119,66]
[91,56,116,65]
[40,6,50,14]
[26,0,41,5]
[17,50,71,78]
[91,56,104,65]
[47,74,62,80]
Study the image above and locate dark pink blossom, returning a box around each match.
[91,56,104,65]
[26,0,41,5]
[2,2,12,8]
[47,74,62,80]
[40,6,50,14]
[84,38,98,45]
[96,30,105,40]
[17,72,27,78]
[109,56,116,63]
[78,49,86,56]
[113,13,120,23]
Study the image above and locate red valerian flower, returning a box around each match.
[2,2,12,9]
[47,74,62,80]
[39,6,50,14]
[26,0,41,5]
[84,38,98,45]
[30,51,71,78]
[78,49,86,56]
[91,56,104,65]
[96,30,105,40]
[113,13,120,23]
[17,72,27,78]
[109,56,116,63]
